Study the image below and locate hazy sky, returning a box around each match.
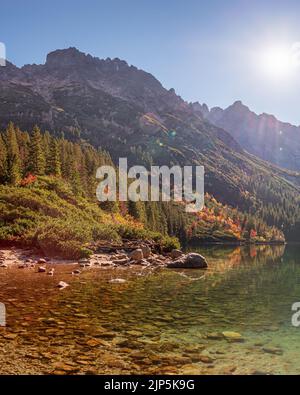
[1,0,300,124]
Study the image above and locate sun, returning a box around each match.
[260,46,294,79]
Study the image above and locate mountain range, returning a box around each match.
[0,47,299,239]
[191,100,300,171]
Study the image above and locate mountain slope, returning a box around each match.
[0,48,300,239]
[192,100,300,171]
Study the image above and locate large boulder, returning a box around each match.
[167,253,208,269]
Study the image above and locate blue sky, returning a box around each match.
[1,0,300,124]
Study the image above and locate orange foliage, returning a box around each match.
[20,174,37,186]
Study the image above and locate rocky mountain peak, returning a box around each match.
[190,102,209,118]
[46,47,95,67]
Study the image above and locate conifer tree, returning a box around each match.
[28,126,45,175]
[46,138,61,176]
[5,122,21,185]
[0,134,7,183]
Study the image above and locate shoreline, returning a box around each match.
[186,240,286,247]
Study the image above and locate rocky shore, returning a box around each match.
[0,244,208,289]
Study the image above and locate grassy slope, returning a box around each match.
[0,176,179,258]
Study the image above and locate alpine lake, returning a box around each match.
[0,244,300,375]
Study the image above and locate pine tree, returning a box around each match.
[128,200,147,224]
[46,138,61,176]
[28,126,45,175]
[5,122,21,185]
[0,134,7,183]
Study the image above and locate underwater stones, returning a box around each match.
[76,359,90,365]
[42,317,57,324]
[167,253,208,269]
[86,338,102,347]
[25,352,40,360]
[47,268,55,276]
[206,332,224,340]
[109,278,126,284]
[74,313,88,318]
[100,352,128,369]
[96,331,116,339]
[126,330,143,337]
[180,364,202,374]
[3,333,18,340]
[222,331,244,342]
[72,269,81,275]
[38,266,46,273]
[223,365,237,374]
[262,346,283,355]
[195,355,214,364]
[38,336,50,342]
[130,351,148,361]
[266,325,280,332]
[39,352,53,360]
[57,281,69,289]
[53,362,79,373]
[45,328,61,335]
[0,263,8,268]
[183,344,206,353]
[38,258,47,264]
[163,354,191,365]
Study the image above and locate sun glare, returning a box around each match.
[260,46,294,80]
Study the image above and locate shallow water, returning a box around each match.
[0,244,300,374]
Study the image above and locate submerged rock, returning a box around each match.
[109,278,127,284]
[222,331,244,342]
[206,332,224,340]
[167,253,208,269]
[38,266,46,273]
[262,346,283,355]
[57,281,69,289]
[0,264,8,268]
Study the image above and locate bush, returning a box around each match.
[35,218,92,259]
[160,235,180,251]
[0,177,177,259]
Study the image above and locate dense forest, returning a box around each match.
[0,123,286,258]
